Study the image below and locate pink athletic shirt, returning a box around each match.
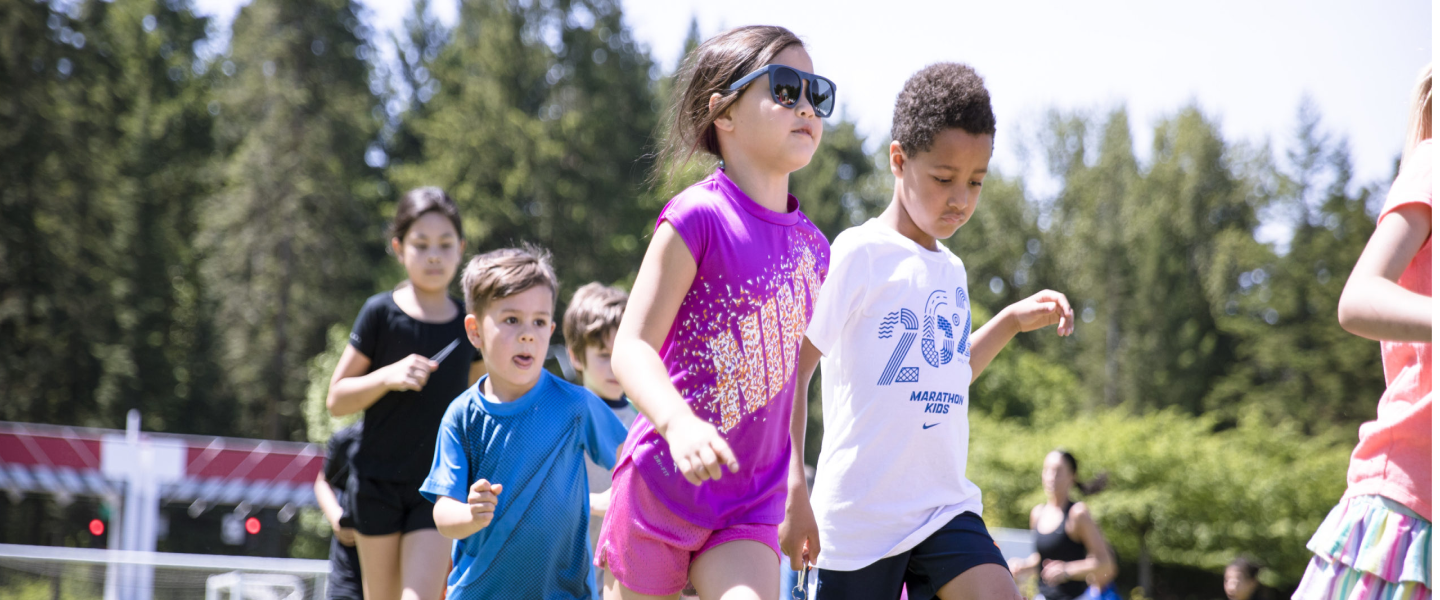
[1344,139,1432,521]
[619,168,829,529]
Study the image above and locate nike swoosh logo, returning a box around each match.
[923,423,940,429]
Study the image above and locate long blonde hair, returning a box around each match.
[1402,64,1431,167]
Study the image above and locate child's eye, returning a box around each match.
[533,319,548,327]
[933,177,952,184]
[971,180,984,188]
[504,317,518,325]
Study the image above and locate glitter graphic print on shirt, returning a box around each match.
[674,245,823,433]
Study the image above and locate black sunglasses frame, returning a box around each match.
[727,64,837,118]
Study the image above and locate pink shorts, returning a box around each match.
[594,461,781,596]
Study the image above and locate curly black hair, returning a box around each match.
[891,63,996,156]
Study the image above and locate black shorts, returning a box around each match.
[349,476,437,536]
[813,512,1008,600]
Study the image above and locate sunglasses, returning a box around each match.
[728,64,836,118]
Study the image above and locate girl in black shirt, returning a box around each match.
[326,187,484,600]
[1009,450,1116,600]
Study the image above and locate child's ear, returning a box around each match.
[566,347,585,373]
[391,237,404,260]
[889,140,907,178]
[464,314,483,351]
[710,92,735,133]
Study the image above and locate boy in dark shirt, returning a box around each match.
[314,422,364,600]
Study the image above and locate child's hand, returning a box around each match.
[1007,290,1075,336]
[780,498,822,570]
[467,479,503,529]
[662,413,739,485]
[334,526,357,547]
[382,354,438,392]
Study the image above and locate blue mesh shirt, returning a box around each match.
[420,370,628,599]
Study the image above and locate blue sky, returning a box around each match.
[196,0,1431,241]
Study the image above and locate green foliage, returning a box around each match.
[389,0,660,305]
[969,408,1351,587]
[303,324,360,443]
[201,0,386,439]
[0,0,231,434]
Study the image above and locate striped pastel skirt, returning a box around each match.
[1294,495,1431,600]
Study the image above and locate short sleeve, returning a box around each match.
[323,423,360,489]
[657,188,718,267]
[348,296,382,359]
[419,398,472,504]
[581,392,628,470]
[1381,140,1433,222]
[805,231,871,356]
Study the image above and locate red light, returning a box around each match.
[89,519,104,536]
[245,517,261,535]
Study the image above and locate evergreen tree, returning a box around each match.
[0,0,227,433]
[202,0,385,440]
[391,0,659,302]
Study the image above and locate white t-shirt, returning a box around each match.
[804,219,983,571]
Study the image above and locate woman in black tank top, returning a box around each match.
[1008,450,1116,600]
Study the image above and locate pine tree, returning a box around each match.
[391,0,660,301]
[202,0,385,440]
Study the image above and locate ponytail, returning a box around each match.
[1054,448,1109,496]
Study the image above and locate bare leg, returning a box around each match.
[603,566,680,600]
[689,540,780,600]
[399,529,451,600]
[935,563,1023,600]
[356,532,402,600]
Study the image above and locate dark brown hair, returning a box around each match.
[460,244,559,316]
[891,63,996,156]
[1228,556,1262,581]
[391,187,463,241]
[1052,448,1109,496]
[562,283,628,367]
[654,25,804,183]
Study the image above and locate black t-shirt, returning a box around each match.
[323,422,364,599]
[348,291,479,482]
[323,422,362,527]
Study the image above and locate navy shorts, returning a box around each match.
[813,512,1008,600]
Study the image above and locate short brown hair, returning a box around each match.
[461,244,559,316]
[655,25,804,182]
[563,283,628,367]
[891,63,996,157]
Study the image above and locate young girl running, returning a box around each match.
[1293,65,1431,600]
[595,25,835,600]
[327,187,485,600]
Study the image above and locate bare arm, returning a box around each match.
[433,496,485,540]
[326,345,436,417]
[1008,505,1043,578]
[1042,502,1115,585]
[590,443,623,517]
[612,222,737,484]
[312,472,354,546]
[779,339,823,570]
[970,290,1074,382]
[432,479,502,540]
[1338,204,1432,343]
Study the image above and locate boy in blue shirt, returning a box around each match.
[421,245,629,599]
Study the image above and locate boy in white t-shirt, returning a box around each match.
[780,63,1075,600]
